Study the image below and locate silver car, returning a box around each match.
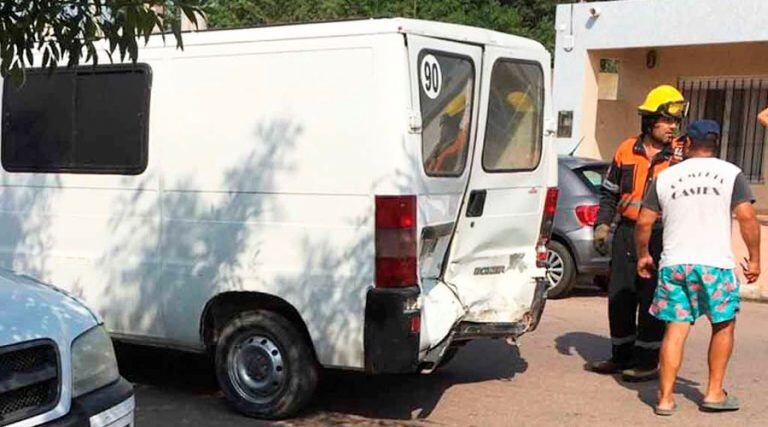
[546,156,611,298]
[0,269,134,427]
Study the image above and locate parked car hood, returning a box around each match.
[0,269,98,347]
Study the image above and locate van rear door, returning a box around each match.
[407,35,482,277]
[441,45,555,326]
[404,35,484,350]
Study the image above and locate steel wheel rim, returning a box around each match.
[228,334,286,403]
[546,249,565,288]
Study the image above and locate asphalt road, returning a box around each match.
[116,289,768,426]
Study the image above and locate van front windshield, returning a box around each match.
[419,52,475,177]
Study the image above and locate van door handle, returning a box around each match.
[466,190,487,218]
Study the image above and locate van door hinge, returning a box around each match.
[408,111,423,134]
[545,118,557,136]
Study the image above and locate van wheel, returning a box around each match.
[545,241,576,299]
[215,310,318,419]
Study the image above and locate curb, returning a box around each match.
[740,284,768,303]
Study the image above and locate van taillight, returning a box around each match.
[536,188,559,268]
[375,196,417,288]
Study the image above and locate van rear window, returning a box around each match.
[419,51,475,177]
[2,64,151,175]
[482,60,544,172]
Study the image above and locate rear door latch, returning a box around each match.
[466,190,487,218]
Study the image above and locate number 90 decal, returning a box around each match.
[420,54,442,100]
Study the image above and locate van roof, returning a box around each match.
[145,17,545,52]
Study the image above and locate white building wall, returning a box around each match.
[553,0,768,155]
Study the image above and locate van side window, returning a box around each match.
[482,60,544,172]
[2,65,151,175]
[419,52,475,177]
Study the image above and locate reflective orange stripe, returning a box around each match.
[613,137,683,221]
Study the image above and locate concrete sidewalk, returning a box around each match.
[732,215,768,302]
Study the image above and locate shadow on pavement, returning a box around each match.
[114,342,259,427]
[114,342,218,393]
[569,277,608,298]
[554,332,704,408]
[114,338,527,424]
[307,339,527,421]
[569,287,607,298]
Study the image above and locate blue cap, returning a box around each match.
[686,120,721,141]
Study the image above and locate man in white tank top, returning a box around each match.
[635,120,761,416]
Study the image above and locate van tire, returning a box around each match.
[545,241,576,299]
[214,310,318,419]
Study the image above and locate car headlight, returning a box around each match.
[71,325,120,398]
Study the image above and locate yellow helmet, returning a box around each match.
[506,91,534,112]
[443,93,467,117]
[638,85,688,119]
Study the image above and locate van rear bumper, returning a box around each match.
[364,287,421,374]
[453,277,548,341]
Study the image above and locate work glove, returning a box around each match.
[593,224,611,256]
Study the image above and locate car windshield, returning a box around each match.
[574,165,608,194]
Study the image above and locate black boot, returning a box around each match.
[621,366,659,382]
[586,359,633,374]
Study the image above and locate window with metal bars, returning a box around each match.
[679,77,768,183]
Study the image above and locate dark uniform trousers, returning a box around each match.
[608,220,665,368]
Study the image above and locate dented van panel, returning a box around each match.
[444,254,540,323]
[419,254,545,350]
[412,38,557,353]
[418,278,464,352]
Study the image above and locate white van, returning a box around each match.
[0,18,557,418]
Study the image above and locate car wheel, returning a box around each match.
[215,310,318,419]
[545,241,577,299]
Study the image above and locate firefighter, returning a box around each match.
[587,85,688,382]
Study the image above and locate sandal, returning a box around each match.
[654,403,678,416]
[701,392,740,412]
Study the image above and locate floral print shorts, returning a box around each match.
[650,264,740,324]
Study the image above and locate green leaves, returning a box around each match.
[201,0,569,51]
[0,1,205,83]
[0,0,591,85]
